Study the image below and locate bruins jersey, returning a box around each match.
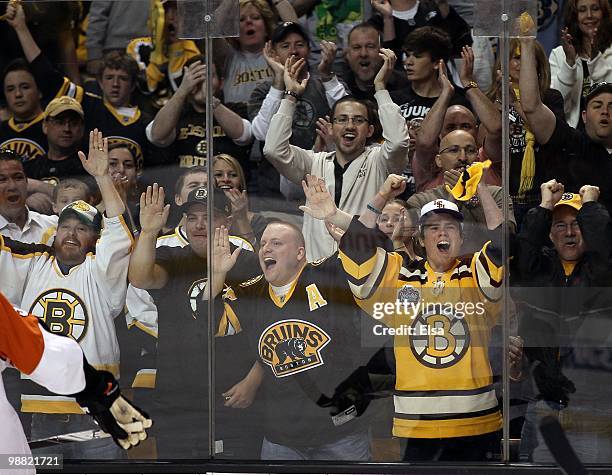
[339,217,503,439]
[216,255,374,447]
[0,113,47,161]
[29,53,150,168]
[0,215,134,413]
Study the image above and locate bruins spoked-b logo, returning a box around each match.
[29,289,88,341]
[188,278,208,318]
[258,319,331,378]
[410,306,469,368]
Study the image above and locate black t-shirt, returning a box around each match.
[0,115,47,161]
[151,103,251,193]
[391,87,471,123]
[149,244,260,458]
[23,151,87,186]
[541,116,612,213]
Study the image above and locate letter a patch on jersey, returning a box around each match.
[306,284,328,311]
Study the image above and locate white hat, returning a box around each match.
[419,199,463,223]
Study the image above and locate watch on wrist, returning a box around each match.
[464,81,478,92]
[284,90,300,99]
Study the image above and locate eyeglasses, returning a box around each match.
[332,115,369,126]
[438,145,479,158]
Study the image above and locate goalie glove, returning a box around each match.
[72,358,153,449]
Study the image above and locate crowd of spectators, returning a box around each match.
[0,0,611,465]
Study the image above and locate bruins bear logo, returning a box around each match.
[259,319,331,378]
[275,337,307,364]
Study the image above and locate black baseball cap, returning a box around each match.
[180,186,231,216]
[585,82,612,107]
[271,21,310,45]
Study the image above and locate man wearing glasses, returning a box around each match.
[264,48,410,261]
[406,129,515,253]
[519,37,612,213]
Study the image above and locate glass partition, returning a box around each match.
[0,0,610,473]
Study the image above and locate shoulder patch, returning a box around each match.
[240,274,264,287]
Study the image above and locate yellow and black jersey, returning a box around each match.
[29,53,151,168]
[0,113,47,161]
[214,255,373,447]
[339,217,503,439]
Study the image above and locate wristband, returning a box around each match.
[284,90,300,99]
[367,203,382,215]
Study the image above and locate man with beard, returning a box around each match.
[128,185,261,458]
[264,48,409,260]
[406,129,515,253]
[0,130,134,457]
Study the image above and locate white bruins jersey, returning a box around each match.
[0,215,134,413]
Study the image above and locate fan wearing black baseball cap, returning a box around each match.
[249,21,347,151]
[519,36,612,213]
[128,183,262,458]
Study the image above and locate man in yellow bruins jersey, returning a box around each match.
[301,173,506,461]
[7,3,151,173]
[211,220,381,461]
[0,131,134,457]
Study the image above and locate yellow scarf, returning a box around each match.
[512,86,536,197]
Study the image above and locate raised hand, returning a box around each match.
[540,179,565,209]
[283,55,309,96]
[313,115,334,152]
[371,0,393,18]
[579,184,600,203]
[177,60,206,97]
[213,225,241,276]
[263,41,285,82]
[4,0,26,30]
[299,174,337,220]
[224,187,249,219]
[374,48,396,90]
[436,59,454,97]
[560,27,577,66]
[78,129,109,178]
[379,173,407,200]
[443,169,462,189]
[139,183,170,235]
[318,40,337,80]
[459,46,475,89]
[391,208,416,243]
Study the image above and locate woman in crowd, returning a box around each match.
[213,153,269,243]
[549,0,612,128]
[218,0,296,117]
[487,38,565,227]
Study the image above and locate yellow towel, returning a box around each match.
[446,160,492,201]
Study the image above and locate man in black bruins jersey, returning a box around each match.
[0,59,47,161]
[128,185,262,459]
[210,217,382,461]
[301,173,507,461]
[6,2,151,172]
